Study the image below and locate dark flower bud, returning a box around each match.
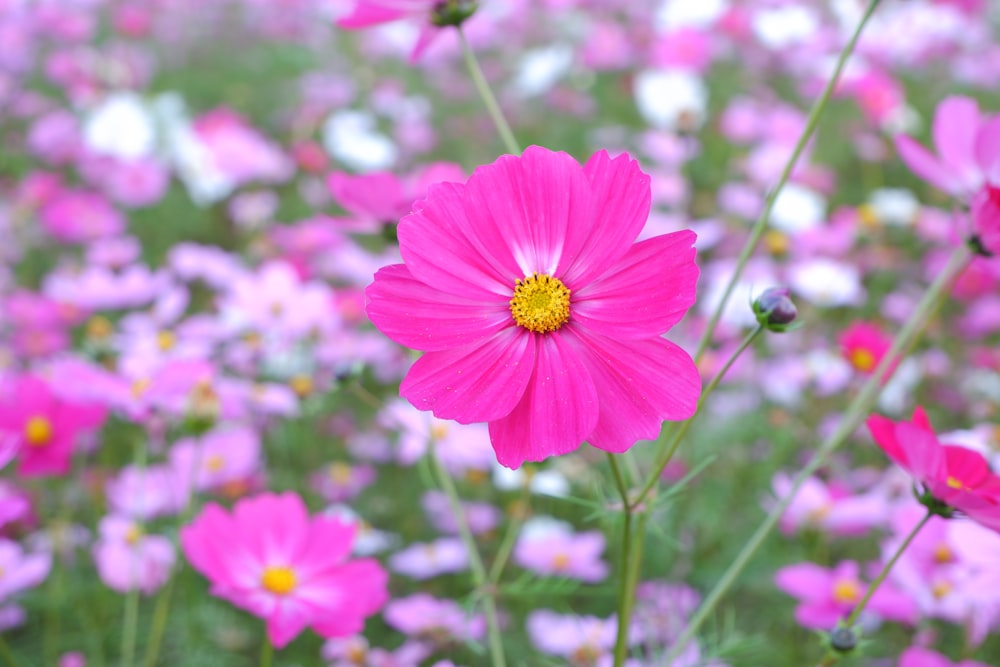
[829,627,857,653]
[431,0,478,27]
[752,287,799,332]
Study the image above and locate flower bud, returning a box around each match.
[753,287,799,332]
[431,0,478,27]
[829,627,857,653]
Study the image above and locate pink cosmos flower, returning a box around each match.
[867,407,1000,528]
[366,146,701,468]
[180,492,388,648]
[0,375,107,477]
[774,560,916,629]
[382,593,484,643]
[0,538,51,629]
[899,647,991,667]
[92,516,175,595]
[336,0,464,62]
[839,321,894,375]
[39,190,125,243]
[514,527,608,582]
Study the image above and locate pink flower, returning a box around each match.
[867,407,1000,527]
[839,321,893,375]
[0,375,106,477]
[180,492,388,648]
[92,516,175,595]
[39,190,125,243]
[774,560,916,629]
[514,526,608,582]
[0,538,51,627]
[382,593,484,643]
[366,146,701,468]
[899,647,992,667]
[335,1,456,62]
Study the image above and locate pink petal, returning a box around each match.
[572,230,698,338]
[894,135,955,194]
[400,327,535,423]
[265,598,312,649]
[487,332,598,468]
[933,96,983,191]
[295,517,357,578]
[366,264,511,352]
[774,563,834,600]
[398,182,512,299]
[461,146,591,279]
[900,647,953,667]
[558,150,651,286]
[944,445,991,488]
[794,601,842,630]
[233,493,309,565]
[895,422,945,486]
[975,117,1000,185]
[567,331,700,453]
[309,559,389,637]
[866,414,908,467]
[336,3,411,28]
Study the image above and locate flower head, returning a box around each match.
[366,146,701,468]
[180,492,388,648]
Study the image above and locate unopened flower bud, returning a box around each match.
[753,287,799,332]
[431,0,478,27]
[829,627,857,653]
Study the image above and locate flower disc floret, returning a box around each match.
[510,273,571,333]
[261,566,297,595]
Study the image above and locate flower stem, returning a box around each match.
[429,445,507,667]
[259,634,273,667]
[487,484,530,584]
[846,511,931,629]
[692,0,881,363]
[458,27,520,155]
[608,453,630,510]
[661,243,971,665]
[636,325,765,508]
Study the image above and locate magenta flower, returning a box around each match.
[839,321,894,375]
[366,146,701,468]
[180,492,388,648]
[867,407,1000,527]
[0,375,107,477]
[899,647,991,667]
[774,560,916,629]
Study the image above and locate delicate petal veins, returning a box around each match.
[366,264,510,352]
[400,327,535,423]
[558,150,651,286]
[569,331,700,453]
[572,230,698,338]
[488,332,598,468]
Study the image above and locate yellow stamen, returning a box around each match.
[156,330,176,352]
[946,476,967,491]
[125,525,143,546]
[204,454,225,472]
[289,375,313,398]
[328,462,353,484]
[933,543,954,564]
[849,348,876,373]
[24,416,53,447]
[429,423,449,441]
[261,566,297,595]
[932,580,953,599]
[552,553,571,570]
[764,230,789,256]
[509,273,571,334]
[465,469,488,485]
[86,316,113,340]
[131,377,151,397]
[832,579,861,605]
[856,203,880,228]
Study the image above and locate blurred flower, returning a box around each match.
[839,321,894,375]
[0,539,51,631]
[514,524,608,582]
[383,593,484,643]
[367,146,701,468]
[181,492,388,648]
[92,516,174,595]
[389,537,467,579]
[899,646,991,667]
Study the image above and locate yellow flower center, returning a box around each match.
[328,462,353,484]
[552,553,570,570]
[849,348,876,373]
[832,579,861,605]
[132,377,151,397]
[261,566,297,595]
[24,416,53,447]
[933,543,954,564]
[509,273,571,334]
[125,524,143,546]
[289,375,313,398]
[86,316,113,340]
[946,476,967,490]
[764,230,789,256]
[932,580,953,599]
[204,454,225,472]
[157,330,176,352]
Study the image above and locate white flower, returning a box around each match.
[655,0,728,31]
[770,184,826,235]
[511,45,574,98]
[789,259,865,307]
[752,6,819,49]
[82,92,156,160]
[322,110,398,172]
[634,69,707,131]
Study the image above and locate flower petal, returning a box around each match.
[933,95,983,192]
[461,146,591,278]
[568,331,700,453]
[894,135,956,194]
[488,332,598,468]
[400,327,535,423]
[398,182,511,298]
[366,264,511,352]
[558,150,651,286]
[572,230,698,338]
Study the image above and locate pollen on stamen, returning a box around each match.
[509,273,571,334]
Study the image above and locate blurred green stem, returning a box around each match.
[636,325,764,509]
[662,243,971,665]
[259,634,273,667]
[458,28,520,155]
[429,445,508,667]
[487,484,530,584]
[692,0,881,363]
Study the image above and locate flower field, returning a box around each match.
[1,1,999,666]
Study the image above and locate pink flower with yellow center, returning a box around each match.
[839,321,893,375]
[179,492,388,648]
[366,146,701,468]
[0,375,107,477]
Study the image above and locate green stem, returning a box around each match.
[142,576,175,667]
[693,0,881,363]
[259,633,273,667]
[636,326,764,508]
[458,27,520,155]
[121,584,140,667]
[0,636,18,667]
[429,446,507,667]
[845,512,931,629]
[607,453,630,510]
[487,485,530,584]
[612,506,633,667]
[662,243,970,665]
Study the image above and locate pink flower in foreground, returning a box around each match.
[366,146,701,468]
[867,407,1000,529]
[180,492,388,648]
